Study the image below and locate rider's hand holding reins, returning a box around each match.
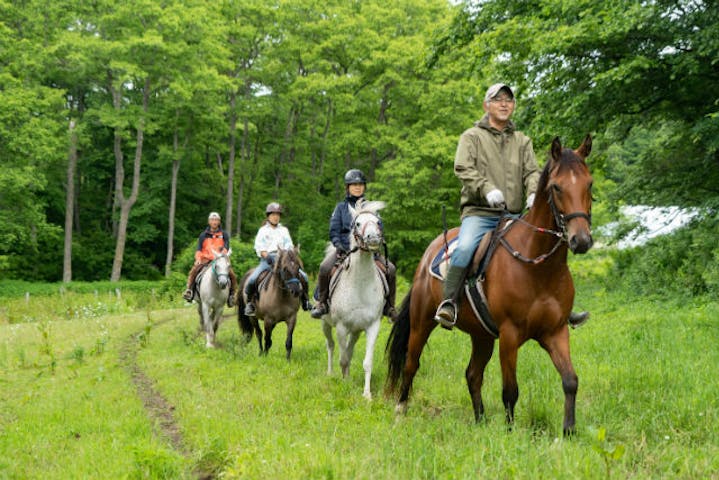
[486,189,505,208]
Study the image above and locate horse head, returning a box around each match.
[275,247,303,297]
[348,199,386,252]
[211,249,231,289]
[545,134,594,254]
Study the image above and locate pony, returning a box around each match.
[320,199,387,400]
[386,135,593,435]
[196,250,232,348]
[237,247,304,359]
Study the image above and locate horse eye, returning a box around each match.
[551,184,561,193]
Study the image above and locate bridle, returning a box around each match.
[274,252,302,293]
[351,211,384,252]
[499,184,591,265]
[211,254,230,281]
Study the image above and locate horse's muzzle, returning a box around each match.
[217,275,229,289]
[569,231,593,254]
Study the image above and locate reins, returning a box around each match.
[498,189,591,265]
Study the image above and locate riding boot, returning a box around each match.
[183,264,202,302]
[382,266,397,322]
[310,271,330,318]
[244,282,257,316]
[434,265,466,329]
[568,311,590,329]
[227,269,238,307]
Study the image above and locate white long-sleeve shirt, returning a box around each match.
[253,223,293,258]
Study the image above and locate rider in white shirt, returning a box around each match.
[244,202,311,316]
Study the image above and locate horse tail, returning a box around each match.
[385,286,412,395]
[236,288,254,342]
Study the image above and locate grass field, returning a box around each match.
[1,271,718,479]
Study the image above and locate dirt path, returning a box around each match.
[118,314,215,479]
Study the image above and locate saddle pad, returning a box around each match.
[430,237,459,280]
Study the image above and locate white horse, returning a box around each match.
[321,200,387,399]
[197,250,232,348]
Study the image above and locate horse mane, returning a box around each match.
[354,198,386,216]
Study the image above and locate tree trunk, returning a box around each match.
[62,119,78,283]
[235,116,249,240]
[111,78,150,282]
[225,91,238,234]
[165,121,181,277]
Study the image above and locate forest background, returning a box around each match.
[1,0,718,295]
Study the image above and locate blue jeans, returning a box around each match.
[450,216,501,268]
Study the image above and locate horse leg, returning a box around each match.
[203,305,215,348]
[466,336,495,423]
[360,321,381,400]
[540,328,578,436]
[322,320,335,375]
[397,314,436,415]
[499,330,521,429]
[284,315,296,361]
[263,321,275,356]
[337,324,353,378]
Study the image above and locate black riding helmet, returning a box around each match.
[344,169,367,185]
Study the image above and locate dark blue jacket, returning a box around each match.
[329,194,363,252]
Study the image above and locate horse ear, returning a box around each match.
[550,136,562,165]
[295,244,300,254]
[227,248,232,257]
[576,133,592,160]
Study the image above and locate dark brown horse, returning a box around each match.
[237,247,304,359]
[386,135,593,435]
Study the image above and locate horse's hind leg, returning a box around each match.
[540,328,578,436]
[397,313,436,414]
[466,336,495,423]
[322,320,335,375]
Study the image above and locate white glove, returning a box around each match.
[486,189,505,208]
[526,193,536,209]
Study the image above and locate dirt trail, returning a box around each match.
[118,315,216,479]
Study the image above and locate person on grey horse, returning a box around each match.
[434,83,589,329]
[244,202,311,316]
[310,169,397,322]
[183,211,238,307]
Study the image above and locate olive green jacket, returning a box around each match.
[454,114,540,219]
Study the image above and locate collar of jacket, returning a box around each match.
[474,114,515,135]
[345,193,364,206]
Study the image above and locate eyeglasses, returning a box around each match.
[490,96,515,104]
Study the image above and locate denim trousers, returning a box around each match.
[450,216,501,268]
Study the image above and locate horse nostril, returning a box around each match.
[569,233,593,254]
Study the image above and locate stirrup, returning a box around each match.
[183,288,194,302]
[310,303,327,319]
[569,311,589,329]
[434,299,457,328]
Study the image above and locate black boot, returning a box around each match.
[568,311,589,329]
[434,265,466,329]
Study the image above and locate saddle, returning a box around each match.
[192,264,212,299]
[429,219,515,337]
[314,255,389,305]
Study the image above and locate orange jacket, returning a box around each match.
[194,228,230,264]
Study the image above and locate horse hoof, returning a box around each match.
[395,402,408,415]
[363,391,373,401]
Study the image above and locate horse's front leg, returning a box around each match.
[203,305,216,348]
[337,323,353,378]
[284,314,297,361]
[263,321,275,356]
[540,327,578,436]
[360,320,381,400]
[499,329,520,428]
[321,320,334,375]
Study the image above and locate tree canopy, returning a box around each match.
[1,0,716,281]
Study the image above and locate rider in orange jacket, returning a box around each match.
[183,212,238,307]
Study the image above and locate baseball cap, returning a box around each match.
[208,212,221,220]
[484,83,514,102]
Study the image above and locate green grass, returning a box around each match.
[1,274,718,478]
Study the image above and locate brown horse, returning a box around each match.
[386,135,593,435]
[237,247,305,359]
